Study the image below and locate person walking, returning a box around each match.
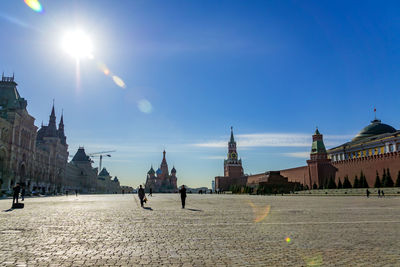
[149,188,153,196]
[382,190,385,197]
[21,185,25,201]
[12,183,21,205]
[378,189,381,198]
[366,189,370,198]
[138,185,145,207]
[179,185,187,209]
[75,189,78,197]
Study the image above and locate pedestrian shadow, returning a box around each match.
[186,208,202,212]
[2,208,13,212]
[143,207,153,211]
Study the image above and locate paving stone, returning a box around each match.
[0,195,399,266]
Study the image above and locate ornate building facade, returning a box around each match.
[34,104,69,193]
[65,147,122,194]
[0,75,123,194]
[145,150,178,193]
[0,75,37,191]
[65,147,98,193]
[97,167,121,194]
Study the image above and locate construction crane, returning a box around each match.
[87,150,116,171]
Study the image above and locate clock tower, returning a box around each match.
[224,127,244,177]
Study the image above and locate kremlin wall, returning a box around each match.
[215,119,400,191]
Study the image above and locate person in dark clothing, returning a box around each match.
[66,190,69,197]
[179,185,187,209]
[21,186,25,201]
[378,189,381,198]
[149,188,152,196]
[382,190,385,197]
[366,189,370,198]
[75,190,78,197]
[138,185,145,207]
[12,183,21,205]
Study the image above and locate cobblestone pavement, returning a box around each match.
[0,194,399,266]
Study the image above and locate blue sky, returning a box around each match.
[1,0,400,188]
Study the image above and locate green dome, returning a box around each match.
[352,119,396,142]
[147,166,155,175]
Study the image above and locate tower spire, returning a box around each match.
[230,126,235,143]
[47,101,57,137]
[59,109,64,125]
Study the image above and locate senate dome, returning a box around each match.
[352,119,397,142]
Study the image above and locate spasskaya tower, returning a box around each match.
[224,127,244,177]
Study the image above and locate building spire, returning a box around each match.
[230,126,235,143]
[47,101,57,137]
[59,109,64,125]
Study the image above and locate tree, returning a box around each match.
[323,177,329,189]
[374,171,381,188]
[381,169,387,187]
[313,182,317,190]
[343,176,352,189]
[327,176,337,189]
[353,175,359,188]
[395,171,400,187]
[359,171,369,188]
[384,168,394,187]
[337,178,343,189]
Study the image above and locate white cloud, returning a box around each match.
[281,152,310,158]
[193,133,352,148]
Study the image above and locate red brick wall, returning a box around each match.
[215,176,247,191]
[247,173,267,186]
[332,152,400,187]
[280,166,310,186]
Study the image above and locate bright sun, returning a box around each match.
[62,30,93,59]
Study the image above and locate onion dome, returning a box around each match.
[156,168,162,175]
[171,166,176,174]
[352,119,396,142]
[147,166,155,175]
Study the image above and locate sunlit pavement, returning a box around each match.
[0,194,399,266]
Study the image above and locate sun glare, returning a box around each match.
[62,30,93,59]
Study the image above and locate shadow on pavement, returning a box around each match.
[143,207,153,211]
[187,208,202,212]
[2,208,13,212]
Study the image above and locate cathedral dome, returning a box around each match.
[147,166,155,175]
[352,119,396,142]
[156,168,162,175]
[171,166,176,173]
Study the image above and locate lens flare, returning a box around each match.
[285,237,291,244]
[97,62,110,76]
[138,99,153,114]
[24,0,43,13]
[112,75,126,88]
[247,201,271,223]
[303,254,323,266]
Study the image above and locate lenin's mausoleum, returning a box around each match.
[215,118,400,191]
